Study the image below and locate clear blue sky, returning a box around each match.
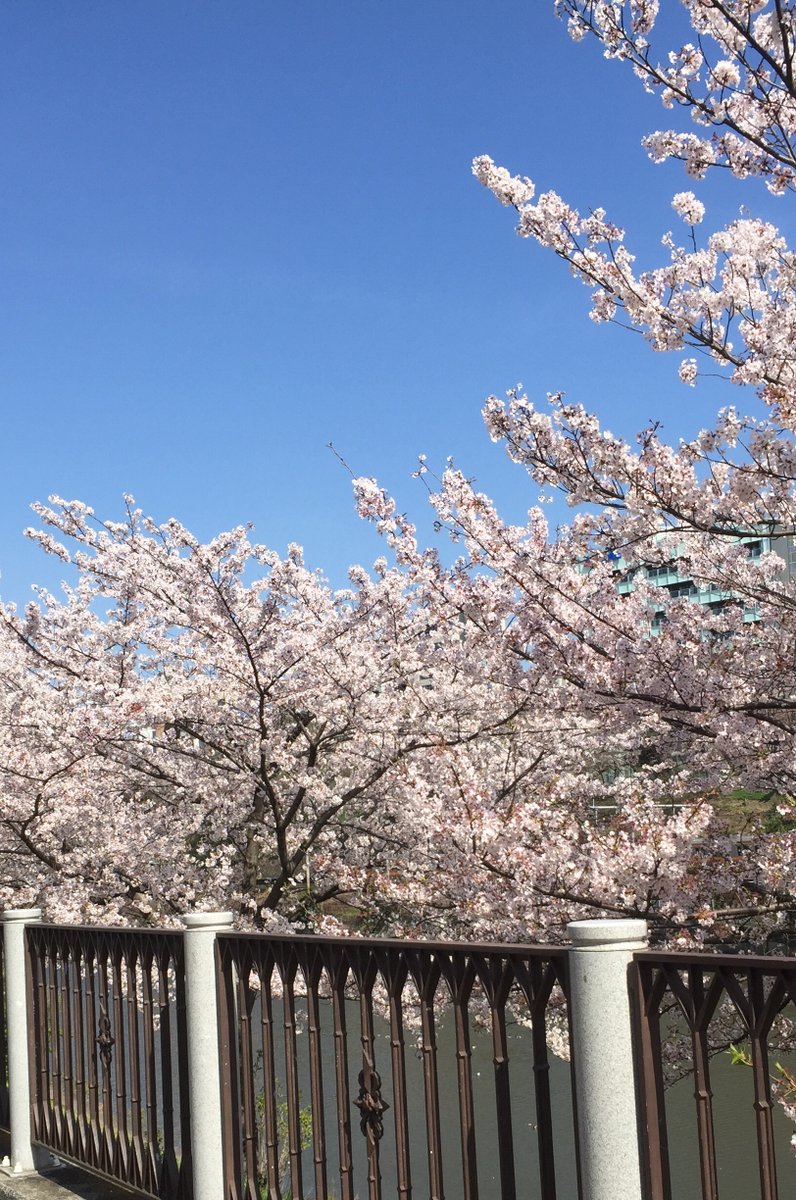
[1,1,788,602]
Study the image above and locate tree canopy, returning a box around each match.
[4,2,796,958]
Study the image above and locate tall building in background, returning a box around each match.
[612,534,796,633]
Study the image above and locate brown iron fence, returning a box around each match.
[25,924,192,1199]
[216,931,576,1200]
[19,916,796,1200]
[632,950,796,1200]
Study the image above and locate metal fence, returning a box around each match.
[25,923,192,1199]
[11,915,796,1200]
[215,931,575,1200]
[632,950,796,1200]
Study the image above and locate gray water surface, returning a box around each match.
[254,993,796,1200]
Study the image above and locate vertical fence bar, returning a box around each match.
[60,950,75,1158]
[157,948,178,1197]
[628,960,671,1200]
[85,942,102,1167]
[487,971,516,1200]
[279,952,305,1200]
[568,919,647,1200]
[328,952,355,1200]
[445,956,477,1200]
[3,908,43,1175]
[409,953,444,1200]
[691,1023,719,1200]
[28,928,51,1150]
[111,947,129,1182]
[526,959,559,1200]
[47,936,64,1151]
[96,946,114,1175]
[258,957,282,1200]
[235,964,259,1200]
[747,970,779,1200]
[183,911,234,1200]
[355,956,383,1200]
[71,943,88,1166]
[215,938,241,1200]
[384,962,413,1200]
[174,941,193,1200]
[141,945,160,1189]
[303,952,329,1200]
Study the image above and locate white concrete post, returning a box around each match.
[567,918,648,1200]
[2,908,43,1175]
[183,911,234,1200]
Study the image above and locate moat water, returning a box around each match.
[259,996,796,1199]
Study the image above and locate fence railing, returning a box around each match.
[215,931,573,1200]
[632,950,796,1200]
[25,923,192,1200]
[2,912,796,1200]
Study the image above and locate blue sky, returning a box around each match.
[1,2,788,602]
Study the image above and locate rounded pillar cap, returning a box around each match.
[567,918,648,950]
[183,911,234,930]
[2,908,42,923]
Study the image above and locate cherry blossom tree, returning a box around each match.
[351,472,796,952]
[8,2,796,961]
[0,487,739,948]
[315,2,796,959]
[358,4,796,1128]
[383,0,796,950]
[0,495,589,931]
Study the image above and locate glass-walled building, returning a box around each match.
[612,534,796,633]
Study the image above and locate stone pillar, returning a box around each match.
[183,911,234,1200]
[2,908,43,1175]
[567,918,648,1200]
